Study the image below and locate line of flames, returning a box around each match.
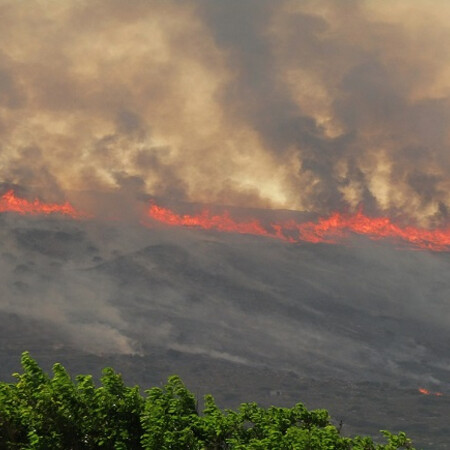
[147,203,450,252]
[0,190,85,219]
[2,190,450,252]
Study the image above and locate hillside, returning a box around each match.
[0,212,449,448]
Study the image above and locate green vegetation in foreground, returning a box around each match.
[0,352,414,449]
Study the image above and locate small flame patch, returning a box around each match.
[418,388,443,397]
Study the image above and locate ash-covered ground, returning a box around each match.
[1,212,449,449]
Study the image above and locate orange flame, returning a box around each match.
[0,190,85,219]
[147,204,276,238]
[419,388,443,396]
[147,203,450,251]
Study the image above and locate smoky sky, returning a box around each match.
[1,0,450,225]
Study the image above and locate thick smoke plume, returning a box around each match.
[1,0,450,224]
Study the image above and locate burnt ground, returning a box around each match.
[0,214,449,448]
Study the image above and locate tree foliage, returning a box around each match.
[0,352,415,449]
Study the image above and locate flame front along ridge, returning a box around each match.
[148,203,450,252]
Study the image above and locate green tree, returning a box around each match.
[0,352,415,450]
[0,352,144,449]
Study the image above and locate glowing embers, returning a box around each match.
[148,203,450,251]
[0,190,84,218]
[418,388,443,397]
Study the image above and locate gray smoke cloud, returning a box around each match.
[0,1,449,224]
[0,214,137,354]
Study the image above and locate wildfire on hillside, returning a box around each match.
[148,203,450,252]
[3,189,450,252]
[0,190,85,219]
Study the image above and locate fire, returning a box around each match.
[3,190,450,252]
[418,388,443,397]
[0,190,85,219]
[147,204,276,238]
[147,203,450,251]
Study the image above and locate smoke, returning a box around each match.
[1,0,450,224]
[0,214,137,354]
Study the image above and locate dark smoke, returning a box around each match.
[0,1,449,223]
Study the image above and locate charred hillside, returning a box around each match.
[0,211,449,448]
